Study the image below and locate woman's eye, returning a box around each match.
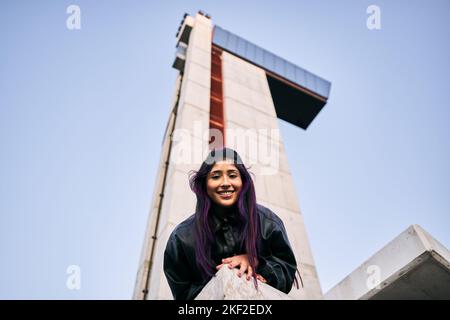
[211,176,220,180]
[229,175,237,178]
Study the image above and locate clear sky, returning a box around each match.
[1,0,449,299]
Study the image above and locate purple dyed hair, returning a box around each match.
[189,148,261,286]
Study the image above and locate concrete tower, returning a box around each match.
[134,12,331,300]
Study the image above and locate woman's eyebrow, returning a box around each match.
[210,169,238,174]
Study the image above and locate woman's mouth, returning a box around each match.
[217,190,234,199]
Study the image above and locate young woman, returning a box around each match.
[163,147,298,300]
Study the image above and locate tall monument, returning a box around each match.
[134,12,331,300]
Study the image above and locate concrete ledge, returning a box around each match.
[195,267,292,300]
[325,224,450,300]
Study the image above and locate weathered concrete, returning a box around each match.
[196,267,292,300]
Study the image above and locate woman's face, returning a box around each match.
[206,160,243,207]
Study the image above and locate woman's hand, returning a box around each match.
[216,254,253,280]
[216,254,267,283]
[256,274,267,283]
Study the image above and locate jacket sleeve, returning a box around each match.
[256,221,298,294]
[163,233,205,300]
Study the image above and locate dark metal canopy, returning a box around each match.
[212,26,331,129]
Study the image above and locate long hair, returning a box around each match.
[189,148,260,286]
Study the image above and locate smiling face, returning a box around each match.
[206,160,243,207]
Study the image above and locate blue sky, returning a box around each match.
[1,0,449,299]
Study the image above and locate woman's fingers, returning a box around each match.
[237,263,248,277]
[220,255,253,277]
[246,266,253,280]
[256,274,267,283]
[218,257,261,282]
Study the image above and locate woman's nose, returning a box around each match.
[221,176,230,186]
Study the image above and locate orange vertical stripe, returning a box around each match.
[209,46,225,149]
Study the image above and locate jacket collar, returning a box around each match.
[210,206,240,233]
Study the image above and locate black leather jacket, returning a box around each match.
[163,204,297,300]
